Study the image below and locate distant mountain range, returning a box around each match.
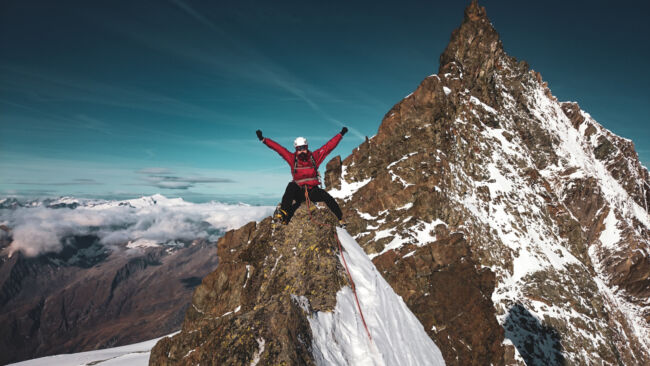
[0,194,272,364]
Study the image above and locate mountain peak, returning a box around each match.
[323,1,650,363]
[464,0,487,22]
[439,0,505,84]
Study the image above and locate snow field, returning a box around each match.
[305,227,445,366]
[8,333,178,366]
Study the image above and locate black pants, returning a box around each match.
[281,181,342,221]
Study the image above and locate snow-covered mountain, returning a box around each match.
[323,1,649,364]
[0,194,273,364]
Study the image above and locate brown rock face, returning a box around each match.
[373,231,503,365]
[324,1,650,365]
[561,101,650,211]
[149,208,347,365]
[324,155,342,191]
[439,0,504,90]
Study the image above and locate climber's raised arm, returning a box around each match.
[257,129,293,165]
[312,127,347,165]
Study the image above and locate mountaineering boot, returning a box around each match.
[272,206,289,228]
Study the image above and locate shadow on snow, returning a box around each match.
[504,303,565,366]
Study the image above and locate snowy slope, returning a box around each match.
[305,227,445,366]
[8,333,177,366]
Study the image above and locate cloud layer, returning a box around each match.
[0,194,273,257]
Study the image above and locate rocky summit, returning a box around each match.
[149,208,345,365]
[149,206,446,365]
[324,0,649,365]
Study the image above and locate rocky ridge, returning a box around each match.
[325,1,650,364]
[149,209,344,365]
[149,205,446,365]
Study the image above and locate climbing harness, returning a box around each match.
[293,154,321,186]
[304,188,373,341]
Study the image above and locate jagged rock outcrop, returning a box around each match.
[373,230,503,365]
[0,236,216,365]
[325,1,650,364]
[149,208,346,365]
[150,202,448,366]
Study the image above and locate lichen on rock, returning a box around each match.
[149,207,347,365]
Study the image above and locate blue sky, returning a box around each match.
[1,0,648,204]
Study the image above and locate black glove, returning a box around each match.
[340,127,348,136]
[256,130,263,141]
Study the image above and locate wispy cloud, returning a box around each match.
[0,151,288,200]
[0,64,238,126]
[136,167,172,175]
[73,178,101,184]
[136,167,234,190]
[74,114,116,136]
[127,0,367,139]
[168,0,223,33]
[0,189,56,197]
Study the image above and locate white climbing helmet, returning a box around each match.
[293,136,308,148]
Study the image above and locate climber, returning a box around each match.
[256,128,347,226]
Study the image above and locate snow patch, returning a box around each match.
[306,228,445,366]
[126,239,159,249]
[387,152,418,169]
[243,264,252,288]
[599,209,622,250]
[329,165,372,200]
[369,219,446,259]
[249,338,266,366]
[469,96,497,114]
[9,332,178,366]
[387,152,418,188]
[356,210,378,220]
[397,202,413,211]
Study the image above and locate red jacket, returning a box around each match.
[263,133,343,187]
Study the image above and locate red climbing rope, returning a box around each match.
[304,188,373,341]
